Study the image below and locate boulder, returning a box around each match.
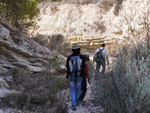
[0,25,10,40]
[0,78,9,88]
[0,78,17,98]
[0,66,8,74]
[0,109,4,113]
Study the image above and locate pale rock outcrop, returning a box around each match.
[0,66,8,74]
[0,20,66,73]
[0,88,16,98]
[104,0,150,41]
[33,0,149,48]
[0,25,10,40]
[0,20,66,100]
[31,0,122,48]
[0,78,9,88]
[33,0,117,37]
[0,109,3,113]
[0,78,17,98]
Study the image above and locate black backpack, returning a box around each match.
[94,48,104,63]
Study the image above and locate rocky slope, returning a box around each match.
[0,19,66,74]
[32,0,149,49]
[0,19,66,106]
[0,19,68,113]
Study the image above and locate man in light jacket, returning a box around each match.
[93,44,109,75]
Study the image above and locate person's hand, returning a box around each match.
[93,60,95,63]
[93,57,95,63]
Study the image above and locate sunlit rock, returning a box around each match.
[0,22,65,74]
[0,66,8,74]
[0,109,3,113]
[0,78,9,89]
[0,25,10,40]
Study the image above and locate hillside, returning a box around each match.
[0,19,66,74]
[0,0,150,112]
[0,19,67,112]
[31,0,122,48]
[31,0,149,49]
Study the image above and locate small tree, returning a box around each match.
[0,0,40,31]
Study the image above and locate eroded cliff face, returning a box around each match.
[0,19,66,74]
[0,19,67,111]
[32,0,149,48]
[31,0,122,48]
[33,0,117,37]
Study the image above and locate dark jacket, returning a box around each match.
[66,54,85,78]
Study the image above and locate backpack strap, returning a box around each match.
[69,54,72,59]
[100,48,105,59]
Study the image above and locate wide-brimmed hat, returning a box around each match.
[84,54,90,61]
[72,44,80,50]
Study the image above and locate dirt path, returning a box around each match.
[67,82,103,113]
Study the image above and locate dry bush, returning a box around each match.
[8,68,68,112]
[92,1,150,113]
[34,34,71,56]
[12,68,35,89]
[49,93,68,113]
[93,54,150,113]
[1,93,28,109]
[47,34,71,56]
[93,36,150,113]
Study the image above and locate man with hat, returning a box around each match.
[66,44,85,111]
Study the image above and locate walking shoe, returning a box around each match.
[79,100,86,105]
[71,105,76,111]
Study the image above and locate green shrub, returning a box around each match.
[0,0,40,31]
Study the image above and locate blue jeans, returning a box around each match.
[68,76,83,106]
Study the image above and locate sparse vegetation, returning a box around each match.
[49,77,68,103]
[34,34,71,56]
[3,68,68,112]
[1,93,28,109]
[92,2,150,112]
[1,0,150,113]
[93,50,150,113]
